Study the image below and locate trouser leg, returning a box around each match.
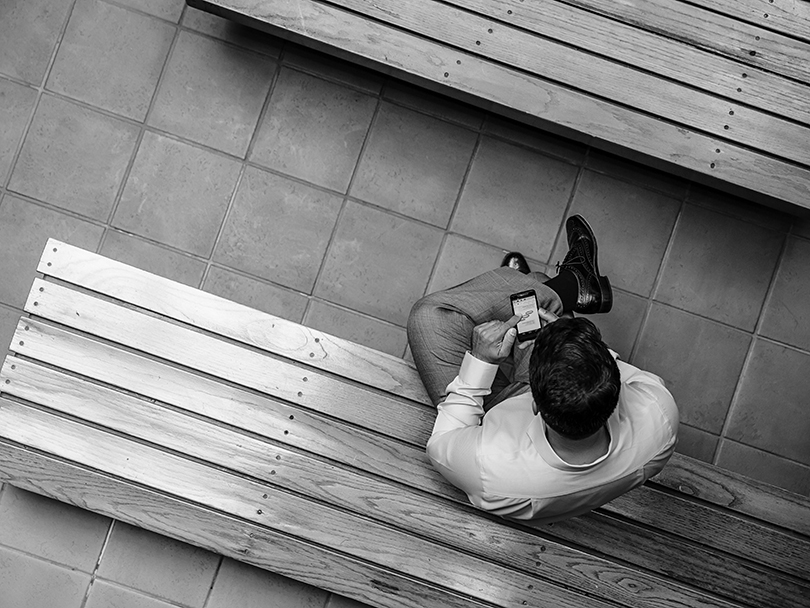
[407,267,563,407]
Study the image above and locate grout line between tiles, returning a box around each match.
[78,516,117,608]
[98,16,184,255]
[714,228,792,465]
[200,556,225,608]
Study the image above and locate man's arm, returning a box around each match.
[426,316,521,497]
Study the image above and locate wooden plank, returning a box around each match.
[0,441,497,608]
[0,401,618,608]
[683,0,810,43]
[6,321,445,495]
[651,454,810,537]
[445,0,810,126]
[318,0,810,165]
[1,355,746,608]
[8,330,805,607]
[547,511,810,608]
[561,0,810,84]
[604,485,810,580]
[36,240,430,406]
[23,279,434,446]
[189,0,810,209]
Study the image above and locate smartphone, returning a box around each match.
[510,289,542,342]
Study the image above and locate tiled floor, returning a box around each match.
[1,0,809,606]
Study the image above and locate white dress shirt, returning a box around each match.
[427,352,679,525]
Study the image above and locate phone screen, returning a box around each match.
[512,292,542,339]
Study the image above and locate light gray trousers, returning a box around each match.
[407,267,563,408]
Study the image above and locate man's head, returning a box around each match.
[529,317,620,439]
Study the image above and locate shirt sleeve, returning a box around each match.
[426,352,498,501]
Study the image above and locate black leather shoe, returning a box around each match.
[501,252,531,274]
[557,215,612,314]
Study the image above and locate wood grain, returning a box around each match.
[36,240,431,406]
[189,0,810,209]
[319,0,810,164]
[22,279,434,446]
[0,441,497,608]
[562,0,810,83]
[0,401,615,608]
[0,354,747,608]
[676,0,810,43]
[445,0,810,125]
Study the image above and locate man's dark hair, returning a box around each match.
[529,317,620,439]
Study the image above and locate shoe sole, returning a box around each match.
[567,215,613,313]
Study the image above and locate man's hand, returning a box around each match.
[515,306,562,350]
[471,315,521,364]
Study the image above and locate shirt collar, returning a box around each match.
[527,406,618,471]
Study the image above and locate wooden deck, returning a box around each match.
[189,0,810,212]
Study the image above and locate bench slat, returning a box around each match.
[318,0,810,165]
[448,0,810,126]
[0,401,619,608]
[651,454,810,537]
[6,321,448,495]
[604,484,810,579]
[36,240,430,405]
[687,0,810,42]
[563,0,810,83]
[0,442,497,608]
[189,1,810,209]
[25,279,433,446]
[547,511,809,608]
[0,353,748,608]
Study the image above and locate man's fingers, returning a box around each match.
[505,314,521,328]
[500,326,517,356]
[537,307,559,324]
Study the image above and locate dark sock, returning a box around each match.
[544,270,579,312]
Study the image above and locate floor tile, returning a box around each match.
[251,68,377,192]
[674,424,718,463]
[759,236,810,351]
[283,46,383,95]
[149,31,276,157]
[113,0,185,22]
[687,185,793,233]
[203,266,308,323]
[0,79,37,183]
[550,170,681,297]
[0,546,91,608]
[0,195,104,308]
[85,581,177,608]
[585,149,689,200]
[0,0,73,85]
[655,203,784,331]
[8,94,140,221]
[113,132,241,257]
[304,300,407,357]
[47,0,175,121]
[351,101,477,227]
[97,522,219,608]
[100,230,206,288]
[181,7,283,56]
[0,485,110,572]
[633,303,750,433]
[725,339,810,464]
[482,115,587,165]
[315,201,443,325]
[451,136,577,262]
[383,80,484,129]
[214,167,343,292]
[206,558,329,608]
[590,290,647,361]
[427,234,525,295]
[716,440,810,496]
[0,305,20,355]
[327,593,373,608]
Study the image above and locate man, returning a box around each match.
[408,215,678,525]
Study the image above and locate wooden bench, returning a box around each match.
[1,240,809,608]
[187,0,810,213]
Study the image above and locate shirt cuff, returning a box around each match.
[459,351,499,388]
